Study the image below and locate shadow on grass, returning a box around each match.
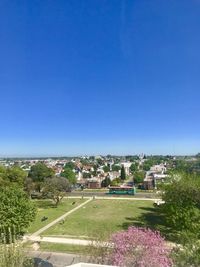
[119,206,178,242]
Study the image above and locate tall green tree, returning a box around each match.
[0,186,36,242]
[120,165,126,180]
[6,166,27,187]
[159,173,200,242]
[130,163,139,173]
[61,168,76,184]
[0,166,27,187]
[28,162,54,192]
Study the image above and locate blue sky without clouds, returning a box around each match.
[0,0,200,156]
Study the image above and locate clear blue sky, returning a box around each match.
[1,0,200,156]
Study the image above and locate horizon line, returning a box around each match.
[0,153,198,159]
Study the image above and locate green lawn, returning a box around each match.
[27,198,85,234]
[39,242,89,254]
[43,199,155,238]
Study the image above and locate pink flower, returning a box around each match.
[110,227,173,267]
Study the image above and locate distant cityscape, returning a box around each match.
[1,153,199,191]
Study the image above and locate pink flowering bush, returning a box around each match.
[110,227,173,267]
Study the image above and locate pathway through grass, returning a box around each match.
[28,198,86,234]
[43,199,154,238]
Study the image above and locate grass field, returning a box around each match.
[39,242,89,254]
[43,199,155,238]
[27,198,85,234]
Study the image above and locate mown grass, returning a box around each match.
[27,198,85,234]
[39,242,89,254]
[43,199,155,238]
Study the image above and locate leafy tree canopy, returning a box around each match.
[142,156,165,171]
[28,162,54,183]
[160,172,200,241]
[112,165,121,172]
[103,165,110,173]
[0,166,27,187]
[6,166,27,186]
[125,155,139,162]
[83,172,91,179]
[0,186,36,239]
[43,177,70,206]
[130,163,139,173]
[110,178,121,186]
[174,159,200,174]
[64,161,75,170]
[61,168,77,184]
[120,166,126,180]
[133,171,145,184]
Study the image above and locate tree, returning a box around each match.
[6,166,27,187]
[101,177,111,188]
[61,168,76,184]
[133,171,145,184]
[83,172,91,179]
[110,227,172,267]
[0,166,26,187]
[142,160,152,171]
[0,166,8,186]
[42,177,70,206]
[24,177,36,198]
[64,161,75,170]
[89,227,173,267]
[96,158,104,166]
[110,177,121,186]
[125,155,139,162]
[0,186,36,242]
[28,162,54,192]
[159,173,200,241]
[142,156,165,171]
[103,165,110,173]
[112,165,121,172]
[130,163,139,173]
[174,159,200,174]
[120,165,126,180]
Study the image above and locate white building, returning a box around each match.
[121,162,132,175]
